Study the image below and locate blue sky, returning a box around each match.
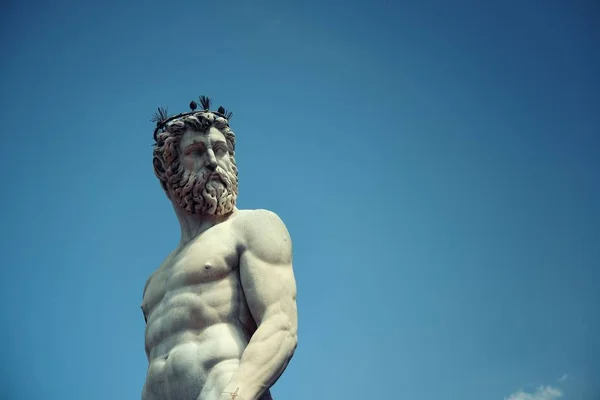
[1,0,598,399]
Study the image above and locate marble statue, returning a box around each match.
[141,96,298,400]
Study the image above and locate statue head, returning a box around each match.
[152,102,238,216]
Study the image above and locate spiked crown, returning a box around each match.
[151,95,233,142]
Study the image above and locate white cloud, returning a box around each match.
[557,374,568,383]
[505,385,563,400]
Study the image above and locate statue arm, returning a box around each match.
[221,210,298,400]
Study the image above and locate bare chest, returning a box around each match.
[142,229,240,319]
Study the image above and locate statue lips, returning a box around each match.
[209,173,222,183]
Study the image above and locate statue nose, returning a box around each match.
[206,149,218,170]
[207,158,218,171]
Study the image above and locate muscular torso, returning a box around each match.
[141,215,272,400]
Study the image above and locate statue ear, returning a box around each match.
[153,156,166,180]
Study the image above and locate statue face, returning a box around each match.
[167,126,238,215]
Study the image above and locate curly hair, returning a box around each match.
[152,112,237,196]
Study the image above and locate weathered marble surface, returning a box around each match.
[141,104,298,400]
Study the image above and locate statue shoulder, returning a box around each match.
[233,209,292,259]
[234,209,288,234]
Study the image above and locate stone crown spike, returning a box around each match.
[152,95,233,142]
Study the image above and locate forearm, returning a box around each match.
[222,317,297,400]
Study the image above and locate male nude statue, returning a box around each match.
[141,101,298,400]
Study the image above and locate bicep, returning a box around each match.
[239,211,297,329]
[240,252,297,326]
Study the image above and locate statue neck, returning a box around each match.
[172,204,238,247]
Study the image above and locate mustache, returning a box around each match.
[200,167,231,185]
[169,163,238,215]
[189,167,234,197]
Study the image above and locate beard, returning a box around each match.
[168,165,238,216]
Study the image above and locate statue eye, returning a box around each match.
[186,148,203,157]
[214,145,227,155]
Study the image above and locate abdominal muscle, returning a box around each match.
[142,278,257,400]
[143,323,249,400]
